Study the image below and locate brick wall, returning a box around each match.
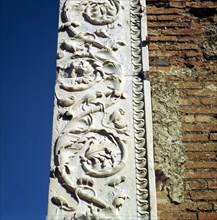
[146,0,217,219]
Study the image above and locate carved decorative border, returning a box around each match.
[131,0,150,218]
[47,0,153,219]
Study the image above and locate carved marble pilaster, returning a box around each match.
[47,0,157,219]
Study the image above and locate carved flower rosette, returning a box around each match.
[48,0,148,219]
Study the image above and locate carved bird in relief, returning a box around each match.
[107,176,126,188]
[112,192,130,210]
[56,95,76,108]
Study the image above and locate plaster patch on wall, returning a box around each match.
[151,76,185,204]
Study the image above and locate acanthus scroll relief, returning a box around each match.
[48,0,150,219]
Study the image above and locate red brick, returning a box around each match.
[147,7,182,15]
[159,212,196,220]
[185,162,217,169]
[157,203,186,212]
[180,98,201,105]
[190,191,217,201]
[187,202,213,211]
[162,29,203,36]
[158,202,212,212]
[194,116,217,123]
[208,181,217,189]
[166,43,199,50]
[185,152,216,160]
[157,15,182,21]
[196,203,213,211]
[178,82,203,89]
[149,66,172,72]
[147,15,157,21]
[181,98,217,106]
[210,133,217,141]
[183,134,209,142]
[148,22,190,28]
[149,29,162,36]
[187,90,217,97]
[169,2,186,8]
[185,51,203,58]
[180,107,217,114]
[185,171,217,179]
[148,43,159,50]
[182,115,217,124]
[198,213,217,220]
[177,36,204,42]
[186,2,217,8]
[149,50,179,57]
[184,143,217,152]
[186,180,207,190]
[183,124,217,132]
[151,36,178,42]
[201,98,217,105]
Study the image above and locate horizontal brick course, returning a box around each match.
[182,115,217,124]
[165,43,200,51]
[149,50,180,56]
[176,36,205,42]
[208,181,217,189]
[168,2,186,8]
[185,2,217,8]
[147,7,182,15]
[183,134,209,142]
[150,36,178,42]
[178,82,203,89]
[180,107,217,114]
[190,191,217,201]
[148,43,159,50]
[185,171,217,179]
[148,22,190,27]
[185,152,216,161]
[184,143,217,152]
[185,51,203,58]
[180,98,201,105]
[162,29,203,36]
[157,202,213,212]
[185,161,217,169]
[186,180,207,190]
[180,98,217,106]
[186,90,217,97]
[182,124,217,132]
[156,15,183,21]
[159,212,197,220]
[201,98,217,105]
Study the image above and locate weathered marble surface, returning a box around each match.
[47,0,157,219]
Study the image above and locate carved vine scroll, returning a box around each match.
[47,0,156,219]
